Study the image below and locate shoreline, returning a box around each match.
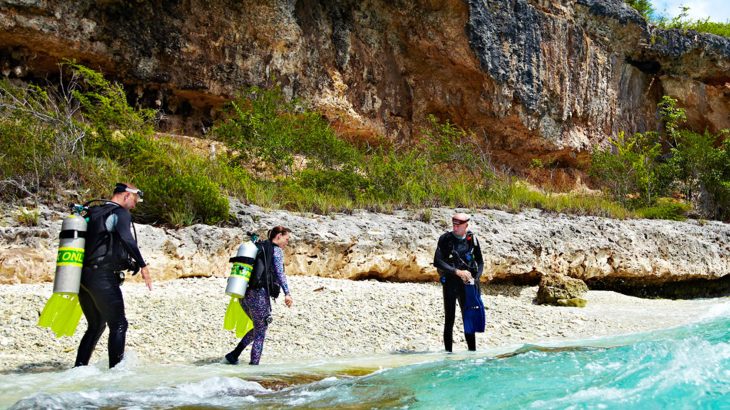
[0,276,725,373]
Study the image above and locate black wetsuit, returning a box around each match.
[75,202,146,368]
[434,231,484,352]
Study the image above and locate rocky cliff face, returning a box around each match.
[1,0,728,174]
[1,202,728,297]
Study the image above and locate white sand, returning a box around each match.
[0,275,724,373]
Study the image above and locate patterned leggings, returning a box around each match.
[229,287,270,365]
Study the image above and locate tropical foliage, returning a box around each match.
[591,96,729,220]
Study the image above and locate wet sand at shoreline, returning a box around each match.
[0,275,724,373]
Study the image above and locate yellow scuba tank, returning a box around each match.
[38,205,87,337]
[223,234,259,337]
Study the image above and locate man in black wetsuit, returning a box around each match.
[434,212,484,352]
[75,182,152,368]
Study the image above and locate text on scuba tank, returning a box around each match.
[56,247,85,267]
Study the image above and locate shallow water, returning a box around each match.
[4,300,729,409]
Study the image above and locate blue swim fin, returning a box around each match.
[463,284,485,334]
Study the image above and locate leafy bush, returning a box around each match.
[0,65,232,226]
[591,96,729,220]
[590,130,667,206]
[0,78,84,197]
[296,167,370,200]
[668,130,730,220]
[653,6,730,38]
[15,207,40,226]
[68,63,156,143]
[214,86,359,174]
[625,0,655,21]
[136,172,229,226]
[636,197,691,220]
[420,114,493,179]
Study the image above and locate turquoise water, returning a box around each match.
[4,301,729,409]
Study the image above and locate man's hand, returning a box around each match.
[284,294,293,308]
[456,269,472,283]
[140,266,152,291]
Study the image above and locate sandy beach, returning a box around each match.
[0,275,724,373]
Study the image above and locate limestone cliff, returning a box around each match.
[1,202,728,297]
[1,0,728,174]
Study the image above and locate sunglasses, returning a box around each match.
[452,219,469,225]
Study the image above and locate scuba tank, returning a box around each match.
[223,233,259,337]
[225,239,259,298]
[38,204,88,337]
[53,205,87,294]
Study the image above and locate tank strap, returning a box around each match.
[59,230,86,239]
[229,256,255,263]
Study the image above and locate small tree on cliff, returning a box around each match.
[625,0,654,20]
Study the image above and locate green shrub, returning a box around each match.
[75,156,126,200]
[590,131,666,206]
[667,129,730,220]
[625,0,654,21]
[653,6,730,38]
[0,79,84,198]
[67,62,156,143]
[296,167,370,199]
[136,172,230,226]
[636,198,691,220]
[15,207,40,226]
[421,115,494,179]
[591,96,728,220]
[214,85,359,175]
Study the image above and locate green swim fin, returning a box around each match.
[38,293,83,338]
[223,296,253,338]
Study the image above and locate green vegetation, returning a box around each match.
[626,0,655,21]
[15,207,40,226]
[3,65,726,226]
[625,2,730,38]
[0,62,231,226]
[213,97,626,217]
[214,86,358,175]
[591,96,730,220]
[655,6,730,38]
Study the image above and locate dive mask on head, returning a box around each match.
[127,188,143,202]
[114,183,144,202]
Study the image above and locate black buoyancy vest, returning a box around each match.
[443,231,479,272]
[248,240,281,298]
[83,203,129,269]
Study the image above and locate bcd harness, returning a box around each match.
[439,232,480,281]
[83,199,139,274]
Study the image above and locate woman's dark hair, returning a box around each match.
[268,226,291,241]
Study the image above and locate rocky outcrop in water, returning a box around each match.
[1,201,728,298]
[1,0,728,174]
